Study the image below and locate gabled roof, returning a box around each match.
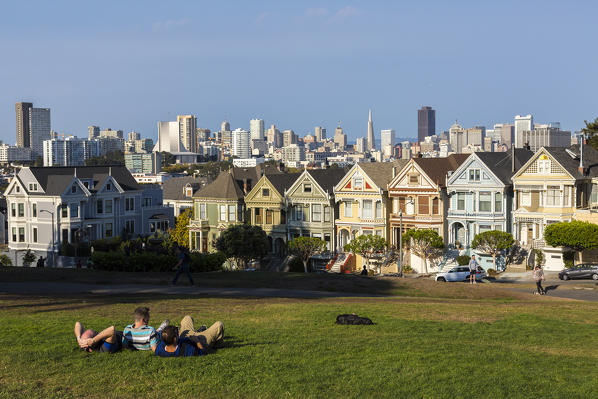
[413,154,469,187]
[266,173,301,195]
[475,149,534,185]
[26,165,139,195]
[305,168,349,193]
[193,171,245,200]
[162,176,209,201]
[544,145,598,178]
[358,160,409,189]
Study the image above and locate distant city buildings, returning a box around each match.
[418,106,435,143]
[366,109,375,151]
[232,128,251,159]
[125,152,162,174]
[515,114,533,148]
[250,119,265,141]
[88,125,100,140]
[314,126,326,142]
[43,137,100,166]
[334,125,347,150]
[16,102,51,158]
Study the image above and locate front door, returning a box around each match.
[527,227,533,244]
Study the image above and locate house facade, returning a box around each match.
[163,176,210,217]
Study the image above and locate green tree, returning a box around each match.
[582,117,598,152]
[215,224,269,269]
[22,249,36,267]
[471,230,514,271]
[288,236,327,273]
[161,152,176,167]
[532,248,545,268]
[85,151,125,166]
[344,234,388,274]
[544,220,598,263]
[402,229,444,274]
[0,254,12,266]
[169,209,192,249]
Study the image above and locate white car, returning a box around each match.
[435,266,486,282]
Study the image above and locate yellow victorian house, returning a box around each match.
[334,160,408,271]
[244,173,300,257]
[512,145,598,270]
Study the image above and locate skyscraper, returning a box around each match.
[15,102,33,148]
[314,126,326,142]
[418,106,435,143]
[232,128,251,158]
[128,131,141,141]
[334,125,347,150]
[381,129,396,150]
[514,114,533,148]
[250,119,265,141]
[29,108,51,157]
[221,121,230,132]
[88,125,100,140]
[177,115,197,153]
[366,109,375,151]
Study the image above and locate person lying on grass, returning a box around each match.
[122,306,168,352]
[74,322,122,353]
[155,316,224,357]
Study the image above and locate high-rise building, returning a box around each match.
[521,127,571,151]
[314,126,326,142]
[88,126,100,140]
[250,119,265,141]
[515,114,533,148]
[418,106,435,143]
[128,131,141,141]
[134,138,154,153]
[29,108,51,157]
[355,137,366,153]
[15,102,33,148]
[449,122,466,154]
[177,115,197,153]
[100,128,123,139]
[466,126,485,147]
[281,144,305,164]
[0,144,33,164]
[381,129,395,150]
[43,137,101,166]
[283,130,297,147]
[154,121,184,153]
[266,125,282,147]
[125,152,162,174]
[366,109,375,151]
[232,128,251,159]
[196,128,211,142]
[334,125,347,150]
[221,121,230,132]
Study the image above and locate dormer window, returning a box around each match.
[185,187,193,197]
[71,185,77,193]
[537,159,551,174]
[303,183,312,193]
[106,183,111,191]
[468,169,480,182]
[262,188,270,197]
[354,177,363,190]
[29,183,38,191]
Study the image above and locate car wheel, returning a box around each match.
[437,277,446,282]
[592,274,598,281]
[562,274,569,281]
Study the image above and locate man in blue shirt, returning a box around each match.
[155,325,205,357]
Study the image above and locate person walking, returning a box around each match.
[533,265,546,295]
[468,255,479,284]
[172,245,194,286]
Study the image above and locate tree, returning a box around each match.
[85,151,124,166]
[0,254,12,266]
[288,237,327,273]
[402,229,444,274]
[215,224,269,269]
[544,220,598,263]
[532,249,545,268]
[582,117,598,152]
[22,249,36,267]
[344,234,388,274]
[169,209,192,249]
[471,230,514,271]
[161,152,176,167]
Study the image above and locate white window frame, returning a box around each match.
[546,186,561,207]
[494,192,502,212]
[362,200,373,219]
[200,203,207,220]
[469,169,480,182]
[354,177,363,190]
[457,192,465,211]
[220,205,226,221]
[228,205,236,222]
[344,201,352,217]
[375,201,382,219]
[538,160,550,174]
[521,191,531,207]
[479,192,491,212]
[312,204,322,222]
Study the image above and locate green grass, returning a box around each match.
[1,293,598,398]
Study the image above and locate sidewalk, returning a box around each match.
[494,270,561,282]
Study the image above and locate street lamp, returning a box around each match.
[398,197,415,277]
[39,209,55,267]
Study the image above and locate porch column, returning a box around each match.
[199,231,203,252]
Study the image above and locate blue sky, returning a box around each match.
[1,0,597,143]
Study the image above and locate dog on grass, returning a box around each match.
[336,314,373,325]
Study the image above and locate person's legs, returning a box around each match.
[179,315,197,340]
[172,268,183,285]
[185,268,194,285]
[179,316,224,349]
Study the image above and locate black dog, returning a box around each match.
[336,314,373,325]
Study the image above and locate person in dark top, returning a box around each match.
[172,245,194,286]
[155,325,205,357]
[36,256,45,268]
[360,265,368,275]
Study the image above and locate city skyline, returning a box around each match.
[1,1,597,143]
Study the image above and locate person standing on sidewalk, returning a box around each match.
[533,265,546,295]
[468,255,479,284]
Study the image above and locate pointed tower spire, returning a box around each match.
[367,108,375,151]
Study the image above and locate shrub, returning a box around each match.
[457,255,471,266]
[91,237,123,253]
[563,251,575,268]
[22,250,36,267]
[60,242,76,257]
[0,254,12,266]
[189,252,226,273]
[90,251,225,273]
[402,264,413,273]
[288,256,305,273]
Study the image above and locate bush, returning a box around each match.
[288,256,305,272]
[457,255,471,266]
[91,251,225,273]
[401,263,413,273]
[189,252,226,273]
[60,242,76,257]
[0,254,12,266]
[563,251,575,268]
[91,237,123,253]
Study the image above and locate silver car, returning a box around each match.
[435,266,486,282]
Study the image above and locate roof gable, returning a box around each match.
[512,147,574,180]
[286,171,328,199]
[334,164,380,194]
[388,160,437,190]
[193,171,245,201]
[447,153,504,187]
[245,175,284,203]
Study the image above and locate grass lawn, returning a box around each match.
[1,290,598,398]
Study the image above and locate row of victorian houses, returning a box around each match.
[179,144,598,272]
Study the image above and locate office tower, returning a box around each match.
[29,108,51,157]
[15,102,33,148]
[43,137,100,166]
[267,124,282,147]
[334,125,347,150]
[381,129,396,150]
[88,125,100,140]
[449,122,465,154]
[355,137,366,153]
[483,137,493,152]
[221,121,230,132]
[250,119,265,141]
[466,126,485,147]
[128,131,141,141]
[514,114,533,148]
[401,141,411,159]
[281,144,305,164]
[283,130,297,147]
[100,128,123,138]
[125,152,162,174]
[177,115,197,153]
[418,106,435,143]
[366,109,375,151]
[232,128,251,158]
[521,127,571,151]
[314,126,326,142]
[196,128,211,142]
[134,138,154,153]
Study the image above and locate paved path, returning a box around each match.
[0,281,381,298]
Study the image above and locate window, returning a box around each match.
[265,210,273,224]
[375,230,383,236]
[143,198,152,207]
[200,203,206,220]
[296,205,304,221]
[538,160,550,174]
[105,223,113,237]
[60,204,67,218]
[375,201,383,218]
[479,225,492,233]
[281,210,286,224]
[479,192,491,212]
[262,188,270,197]
[418,196,429,214]
[19,227,25,242]
[32,204,37,217]
[344,201,352,217]
[29,183,37,191]
[11,227,16,242]
[255,208,262,224]
[354,177,363,190]
[71,185,77,193]
[18,203,24,217]
[312,204,322,222]
[70,203,78,218]
[521,191,531,206]
[83,181,89,189]
[220,205,226,221]
[16,186,20,193]
[125,198,134,211]
[398,197,406,213]
[324,234,331,250]
[495,224,503,231]
[565,186,572,207]
[106,183,111,191]
[324,206,331,222]
[303,183,312,193]
[409,175,418,184]
[362,200,373,218]
[228,205,236,221]
[11,203,15,217]
[495,192,502,212]
[97,200,103,214]
[185,187,193,197]
[105,200,113,214]
[432,197,439,215]
[125,220,135,233]
[547,186,561,206]
[33,227,37,243]
[469,169,480,182]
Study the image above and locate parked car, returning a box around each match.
[435,266,486,282]
[558,264,598,280]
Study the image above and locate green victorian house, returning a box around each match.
[244,173,300,257]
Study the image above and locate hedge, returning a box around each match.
[90,251,225,273]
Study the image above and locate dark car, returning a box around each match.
[558,263,598,280]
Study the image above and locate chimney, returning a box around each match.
[511,145,515,173]
[579,135,585,176]
[243,178,248,194]
[392,166,396,178]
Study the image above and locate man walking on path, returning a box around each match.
[172,245,194,286]
[533,265,546,295]
[469,255,479,284]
